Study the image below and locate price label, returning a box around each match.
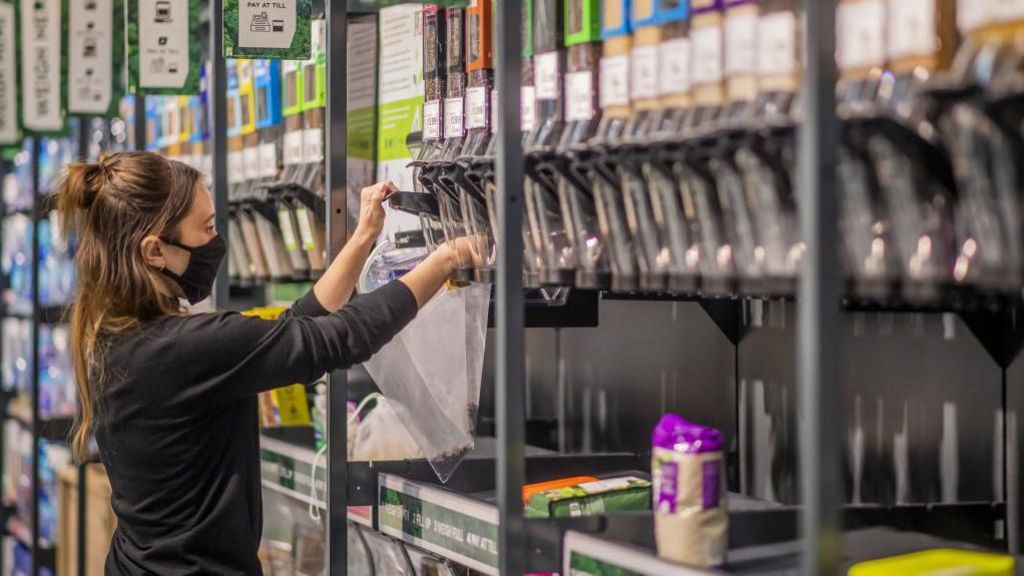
[534,51,560,100]
[283,131,304,165]
[725,10,758,75]
[521,85,537,132]
[565,71,594,122]
[243,147,260,181]
[228,150,245,184]
[444,97,464,138]
[303,127,324,163]
[958,0,990,33]
[837,1,886,71]
[758,12,798,77]
[277,209,298,251]
[295,207,316,250]
[631,45,659,100]
[600,55,630,108]
[691,24,724,86]
[259,142,278,178]
[466,86,488,130]
[490,89,498,133]
[888,0,937,60]
[423,99,442,140]
[659,38,691,96]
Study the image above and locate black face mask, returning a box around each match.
[160,235,227,304]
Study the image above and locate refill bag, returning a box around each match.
[363,282,490,482]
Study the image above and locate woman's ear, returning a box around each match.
[141,235,166,270]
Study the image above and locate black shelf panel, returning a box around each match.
[7,410,75,444]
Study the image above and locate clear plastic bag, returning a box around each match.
[363,282,490,482]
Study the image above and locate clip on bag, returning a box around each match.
[363,281,491,482]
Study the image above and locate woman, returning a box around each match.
[57,151,457,574]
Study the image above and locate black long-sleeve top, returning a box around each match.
[95,280,418,575]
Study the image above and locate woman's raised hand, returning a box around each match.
[354,181,398,243]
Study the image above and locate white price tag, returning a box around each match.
[565,71,594,122]
[993,0,1024,24]
[837,1,887,71]
[691,24,724,86]
[725,10,758,75]
[887,0,937,59]
[277,209,298,251]
[521,85,537,132]
[659,38,691,96]
[758,12,798,77]
[631,45,659,100]
[259,142,278,178]
[283,131,304,165]
[490,89,498,133]
[295,207,316,250]
[600,55,630,108]
[423,99,442,140]
[466,87,488,130]
[444,97,464,138]
[228,150,245,185]
[243,147,260,181]
[303,127,324,163]
[534,52,560,100]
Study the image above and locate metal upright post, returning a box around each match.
[134,95,146,153]
[76,120,90,576]
[324,0,348,574]
[29,137,41,576]
[494,1,525,574]
[798,0,841,574]
[210,0,230,307]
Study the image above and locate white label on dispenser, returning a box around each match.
[295,206,316,249]
[423,99,442,140]
[490,89,498,133]
[725,9,758,75]
[659,38,691,96]
[259,142,278,178]
[691,24,724,86]
[993,0,1024,23]
[565,71,594,121]
[228,150,245,184]
[243,147,260,181]
[957,0,989,33]
[534,51,560,100]
[521,85,537,132]
[600,55,631,108]
[303,127,324,162]
[283,130,304,165]
[837,1,886,71]
[444,96,464,138]
[466,87,488,130]
[277,209,298,251]
[631,45,659,100]
[887,0,937,60]
[757,12,797,76]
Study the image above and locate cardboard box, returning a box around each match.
[57,464,116,576]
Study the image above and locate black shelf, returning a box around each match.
[7,409,74,444]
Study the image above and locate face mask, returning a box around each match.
[160,235,227,304]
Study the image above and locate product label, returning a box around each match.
[659,38,690,96]
[295,206,315,249]
[277,209,298,250]
[887,0,937,60]
[534,51,560,100]
[691,24,724,86]
[68,0,114,114]
[243,146,260,180]
[423,99,442,140]
[259,142,277,178]
[444,96,464,138]
[302,127,323,162]
[137,0,190,89]
[466,86,488,130]
[600,55,630,108]
[656,460,679,513]
[564,71,594,121]
[489,89,498,133]
[521,85,536,132]
[283,130,304,165]
[21,0,63,132]
[724,9,758,75]
[837,0,886,71]
[228,150,245,184]
[758,11,798,77]
[630,44,659,100]
[702,460,721,509]
[0,1,17,143]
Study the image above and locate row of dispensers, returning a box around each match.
[391,0,1024,304]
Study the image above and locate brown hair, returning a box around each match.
[57,151,202,461]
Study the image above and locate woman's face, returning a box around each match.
[141,183,217,296]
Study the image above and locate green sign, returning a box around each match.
[20,0,68,134]
[569,552,646,576]
[127,0,201,94]
[378,476,499,575]
[259,439,325,506]
[223,0,310,59]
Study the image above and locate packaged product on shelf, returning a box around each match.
[280,56,306,185]
[243,306,316,428]
[652,413,727,568]
[362,282,489,482]
[522,475,599,502]
[300,19,327,195]
[525,475,652,518]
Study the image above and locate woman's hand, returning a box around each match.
[353,181,398,244]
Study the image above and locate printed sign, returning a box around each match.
[659,37,690,96]
[565,71,594,121]
[466,86,487,130]
[423,99,441,140]
[68,0,118,114]
[129,0,201,93]
[21,0,64,133]
[600,55,629,108]
[0,0,17,143]
[224,0,311,59]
